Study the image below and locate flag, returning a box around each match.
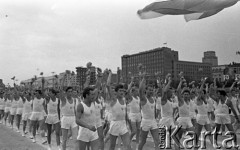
[11,76,15,80]
[137,0,239,22]
[40,72,43,76]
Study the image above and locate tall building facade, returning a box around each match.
[202,51,218,66]
[122,47,179,83]
[121,47,212,84]
[76,67,87,91]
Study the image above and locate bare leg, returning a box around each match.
[138,129,148,150]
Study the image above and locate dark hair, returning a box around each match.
[115,84,124,92]
[203,90,206,95]
[50,89,59,95]
[218,90,227,97]
[65,87,73,92]
[83,87,94,98]
[35,90,42,95]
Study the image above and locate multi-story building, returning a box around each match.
[174,61,212,82]
[121,47,213,84]
[76,67,87,91]
[76,66,98,90]
[212,65,228,82]
[70,74,77,87]
[202,51,218,66]
[212,62,240,82]
[122,47,178,83]
[0,79,5,91]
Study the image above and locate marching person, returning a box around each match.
[60,87,78,150]
[45,89,61,150]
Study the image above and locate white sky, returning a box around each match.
[1,0,240,86]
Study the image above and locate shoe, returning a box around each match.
[32,138,36,143]
[42,140,47,145]
[17,130,20,133]
[22,133,25,137]
[57,146,61,150]
[47,145,52,150]
[29,135,33,139]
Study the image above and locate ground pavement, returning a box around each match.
[1,122,240,150]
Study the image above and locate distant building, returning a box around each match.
[202,51,218,66]
[76,67,87,91]
[76,66,98,91]
[117,67,122,83]
[212,65,228,82]
[174,61,212,82]
[121,47,212,84]
[0,79,5,91]
[122,47,178,83]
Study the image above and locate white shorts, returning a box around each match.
[29,112,44,121]
[77,126,99,142]
[215,114,231,125]
[61,116,77,129]
[159,117,175,128]
[4,107,10,113]
[16,108,23,115]
[109,120,128,136]
[45,114,60,124]
[176,117,193,129]
[22,113,31,121]
[196,114,210,126]
[141,119,158,132]
[10,108,17,115]
[0,105,5,110]
[129,113,141,123]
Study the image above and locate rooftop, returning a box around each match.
[122,47,175,57]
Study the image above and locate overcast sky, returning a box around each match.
[0,0,240,86]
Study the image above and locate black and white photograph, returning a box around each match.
[0,0,240,150]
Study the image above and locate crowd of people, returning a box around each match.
[0,65,240,150]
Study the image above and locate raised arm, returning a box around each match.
[161,75,172,105]
[106,70,114,101]
[84,76,90,89]
[139,74,146,103]
[230,81,236,91]
[176,77,184,105]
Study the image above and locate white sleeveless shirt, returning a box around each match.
[111,99,126,121]
[141,97,155,120]
[128,96,140,114]
[32,98,44,112]
[81,102,96,127]
[23,100,32,114]
[196,101,208,115]
[161,100,174,118]
[178,101,190,117]
[214,99,229,115]
[47,98,58,115]
[61,98,75,116]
